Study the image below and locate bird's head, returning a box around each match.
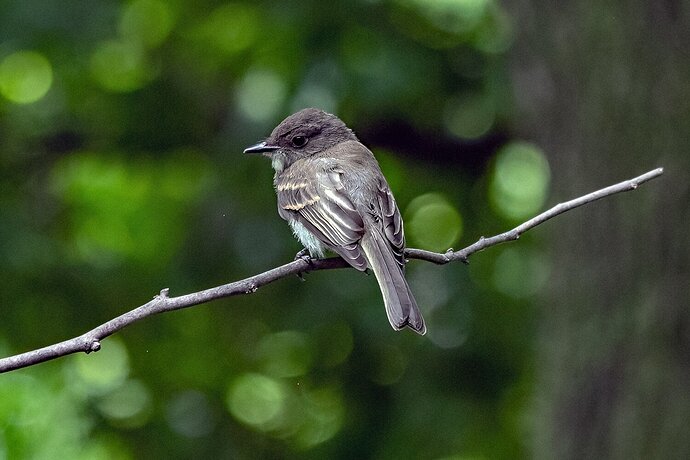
[244,108,358,172]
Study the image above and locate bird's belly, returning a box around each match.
[288,219,326,258]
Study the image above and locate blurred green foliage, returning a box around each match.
[1,0,683,459]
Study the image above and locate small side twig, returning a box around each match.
[0,167,663,374]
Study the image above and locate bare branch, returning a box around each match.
[0,167,663,374]
[409,167,665,264]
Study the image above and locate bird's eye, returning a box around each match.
[291,135,308,148]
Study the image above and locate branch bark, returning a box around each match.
[0,167,664,374]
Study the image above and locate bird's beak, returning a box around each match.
[243,141,279,154]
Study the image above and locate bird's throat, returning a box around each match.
[271,153,286,173]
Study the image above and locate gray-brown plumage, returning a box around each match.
[244,108,426,335]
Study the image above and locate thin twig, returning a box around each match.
[408,167,665,264]
[0,167,663,373]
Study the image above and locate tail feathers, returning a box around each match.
[362,232,426,335]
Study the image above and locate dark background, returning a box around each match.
[0,1,687,458]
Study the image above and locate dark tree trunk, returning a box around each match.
[508,1,690,458]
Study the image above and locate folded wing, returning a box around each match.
[277,164,368,270]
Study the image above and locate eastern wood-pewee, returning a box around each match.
[244,108,426,335]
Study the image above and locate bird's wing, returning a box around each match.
[277,163,368,270]
[375,176,406,269]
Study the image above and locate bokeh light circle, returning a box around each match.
[90,40,155,92]
[492,247,551,298]
[119,0,174,48]
[444,92,496,139]
[0,51,53,104]
[72,337,130,395]
[227,373,286,429]
[489,142,550,220]
[258,330,313,378]
[406,193,463,252]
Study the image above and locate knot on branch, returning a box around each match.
[446,248,469,265]
[82,337,101,354]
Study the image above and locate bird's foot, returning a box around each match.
[295,248,313,281]
[294,247,313,263]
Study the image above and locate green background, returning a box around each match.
[1,1,687,459]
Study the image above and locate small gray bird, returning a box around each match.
[244,108,426,335]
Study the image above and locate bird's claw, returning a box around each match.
[295,248,313,281]
[294,247,312,262]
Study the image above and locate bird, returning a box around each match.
[244,108,426,335]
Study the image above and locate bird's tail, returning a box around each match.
[361,232,426,335]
